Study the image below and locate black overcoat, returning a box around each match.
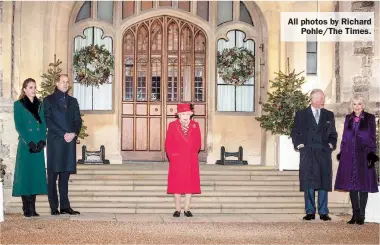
[291,106,338,191]
[43,90,82,174]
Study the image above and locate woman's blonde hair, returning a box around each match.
[349,94,366,111]
[18,78,36,100]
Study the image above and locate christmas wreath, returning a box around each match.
[73,44,114,87]
[217,47,255,86]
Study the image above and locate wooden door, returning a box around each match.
[121,16,207,161]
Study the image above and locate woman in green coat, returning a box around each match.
[13,78,48,217]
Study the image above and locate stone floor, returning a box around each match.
[9,213,345,223]
[1,213,379,244]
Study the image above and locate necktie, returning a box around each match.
[315,109,320,124]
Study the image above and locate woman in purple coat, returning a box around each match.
[335,95,379,225]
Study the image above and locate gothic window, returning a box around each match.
[75,1,91,23]
[73,27,113,110]
[196,1,209,21]
[239,2,253,26]
[217,30,255,112]
[97,1,114,23]
[159,1,172,7]
[123,31,134,101]
[122,16,206,103]
[122,1,135,19]
[141,1,153,11]
[178,1,190,12]
[217,1,233,25]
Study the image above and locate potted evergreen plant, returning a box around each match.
[256,69,310,170]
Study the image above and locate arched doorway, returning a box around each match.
[121,16,208,161]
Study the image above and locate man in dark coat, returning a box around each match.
[43,74,82,215]
[291,89,338,221]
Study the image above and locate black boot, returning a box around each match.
[30,195,39,216]
[349,191,360,225]
[21,195,31,218]
[347,215,358,224]
[357,192,368,225]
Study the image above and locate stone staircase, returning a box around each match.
[5,163,351,214]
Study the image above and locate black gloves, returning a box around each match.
[367,152,379,168]
[36,140,46,152]
[28,142,38,153]
[27,141,46,153]
[336,152,341,161]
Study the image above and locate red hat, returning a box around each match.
[177,103,192,113]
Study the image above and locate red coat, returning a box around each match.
[165,119,201,194]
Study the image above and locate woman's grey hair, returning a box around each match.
[350,94,366,110]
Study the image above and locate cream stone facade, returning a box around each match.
[1,1,379,206]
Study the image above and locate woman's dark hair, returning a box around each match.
[18,78,36,100]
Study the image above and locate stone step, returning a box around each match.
[63,185,298,191]
[70,174,299,181]
[75,170,298,176]
[5,205,350,215]
[6,190,305,198]
[77,164,278,171]
[6,201,349,209]
[67,180,299,186]
[6,195,306,203]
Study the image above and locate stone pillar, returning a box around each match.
[0,1,19,208]
[338,1,379,109]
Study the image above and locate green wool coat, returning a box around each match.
[12,98,48,196]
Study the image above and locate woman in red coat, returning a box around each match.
[165,103,202,217]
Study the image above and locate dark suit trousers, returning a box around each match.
[304,189,329,215]
[48,171,71,210]
[350,191,368,219]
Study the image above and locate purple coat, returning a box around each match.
[334,111,379,193]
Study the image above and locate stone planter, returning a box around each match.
[365,186,380,223]
[278,135,299,171]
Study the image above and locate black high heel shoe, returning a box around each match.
[173,211,180,217]
[184,211,193,217]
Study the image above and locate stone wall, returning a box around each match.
[337,1,380,116]
[0,1,18,204]
[0,0,3,98]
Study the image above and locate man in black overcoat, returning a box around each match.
[43,74,82,215]
[291,89,338,221]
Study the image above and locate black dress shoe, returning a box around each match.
[173,211,180,217]
[60,208,80,215]
[303,214,315,220]
[347,216,358,224]
[184,211,193,217]
[51,209,60,215]
[320,214,332,221]
[356,218,365,225]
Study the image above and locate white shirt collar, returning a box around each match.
[311,106,320,114]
